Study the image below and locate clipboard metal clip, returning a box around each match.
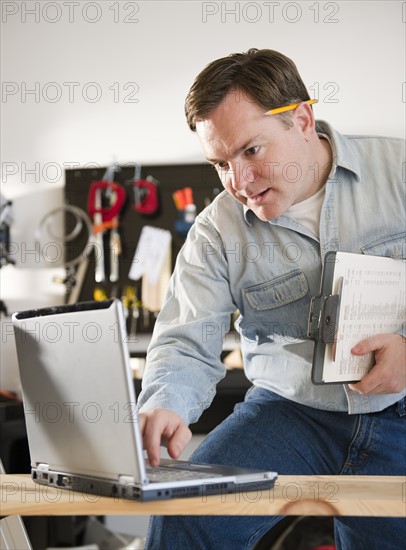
[307,294,340,344]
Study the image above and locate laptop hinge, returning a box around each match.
[118,475,142,499]
[118,475,136,485]
[36,463,49,474]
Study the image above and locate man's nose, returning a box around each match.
[228,162,258,192]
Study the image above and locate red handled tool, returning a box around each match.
[87,181,126,225]
[129,165,159,215]
[87,178,126,283]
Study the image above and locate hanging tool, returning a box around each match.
[87,168,126,283]
[36,204,93,303]
[173,186,196,237]
[0,195,15,268]
[121,285,140,338]
[93,286,108,302]
[129,164,160,215]
[106,183,123,283]
[173,187,195,216]
[93,185,105,283]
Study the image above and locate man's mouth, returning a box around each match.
[247,188,271,204]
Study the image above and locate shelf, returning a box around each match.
[127,330,240,355]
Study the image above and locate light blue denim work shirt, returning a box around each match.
[138,121,406,423]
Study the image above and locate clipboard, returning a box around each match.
[308,251,405,385]
[307,251,345,384]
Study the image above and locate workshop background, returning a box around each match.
[1,0,405,546]
[2,0,404,305]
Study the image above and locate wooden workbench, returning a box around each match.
[1,474,405,517]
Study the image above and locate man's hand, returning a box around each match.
[348,333,406,395]
[138,409,192,468]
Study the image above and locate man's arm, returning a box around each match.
[349,333,406,395]
[137,212,237,463]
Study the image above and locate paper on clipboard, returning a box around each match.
[310,251,405,384]
[129,226,172,285]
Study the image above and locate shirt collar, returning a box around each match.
[243,120,361,226]
[315,120,362,182]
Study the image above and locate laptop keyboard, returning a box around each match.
[146,466,219,482]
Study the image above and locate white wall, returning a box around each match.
[2,1,404,176]
[0,1,405,386]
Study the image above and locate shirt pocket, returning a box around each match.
[239,269,311,344]
[360,232,405,259]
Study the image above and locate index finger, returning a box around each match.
[142,414,166,467]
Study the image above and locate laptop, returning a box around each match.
[12,298,277,502]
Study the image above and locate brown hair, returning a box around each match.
[185,48,310,131]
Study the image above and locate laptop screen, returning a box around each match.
[13,299,146,483]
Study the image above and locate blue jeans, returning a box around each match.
[145,387,406,549]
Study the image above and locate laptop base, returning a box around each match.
[32,466,276,502]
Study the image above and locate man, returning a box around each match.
[138,49,405,549]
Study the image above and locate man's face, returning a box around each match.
[196,91,319,221]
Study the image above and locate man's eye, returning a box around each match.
[216,161,229,170]
[246,146,258,156]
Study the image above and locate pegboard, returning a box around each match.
[64,163,222,331]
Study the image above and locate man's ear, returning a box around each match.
[293,102,316,140]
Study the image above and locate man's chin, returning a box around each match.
[251,206,279,222]
[231,193,280,221]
